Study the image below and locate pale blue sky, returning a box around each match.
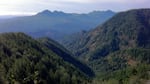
[0,0,150,15]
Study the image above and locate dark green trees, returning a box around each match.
[0,32,90,84]
[62,9,150,83]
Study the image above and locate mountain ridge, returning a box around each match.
[0,10,115,41]
[0,32,91,84]
[64,8,150,58]
[62,9,150,83]
[37,37,95,77]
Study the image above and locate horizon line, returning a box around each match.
[0,8,149,16]
[0,9,116,16]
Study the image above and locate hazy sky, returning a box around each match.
[0,0,150,15]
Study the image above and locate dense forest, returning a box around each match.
[37,37,94,77]
[0,32,91,84]
[62,9,150,84]
[0,9,150,84]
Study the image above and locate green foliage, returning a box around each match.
[38,37,94,77]
[92,64,150,84]
[0,32,90,84]
[61,9,150,83]
[1,9,150,84]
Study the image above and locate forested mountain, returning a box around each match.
[63,9,150,83]
[37,37,94,77]
[1,9,150,84]
[0,32,91,84]
[0,10,115,41]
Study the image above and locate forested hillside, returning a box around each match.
[0,32,91,84]
[0,9,150,84]
[63,9,150,84]
[37,37,94,77]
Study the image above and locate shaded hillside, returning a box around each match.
[63,9,150,83]
[37,37,94,77]
[0,10,115,41]
[64,9,150,59]
[0,32,90,84]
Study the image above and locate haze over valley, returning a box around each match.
[0,0,150,84]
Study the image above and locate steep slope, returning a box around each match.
[63,9,150,83]
[0,10,115,41]
[65,9,150,59]
[0,32,90,84]
[37,37,94,77]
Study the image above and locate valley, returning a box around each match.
[0,9,150,84]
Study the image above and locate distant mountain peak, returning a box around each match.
[53,10,64,14]
[36,10,52,16]
[105,10,115,13]
[36,10,67,16]
[88,10,115,16]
